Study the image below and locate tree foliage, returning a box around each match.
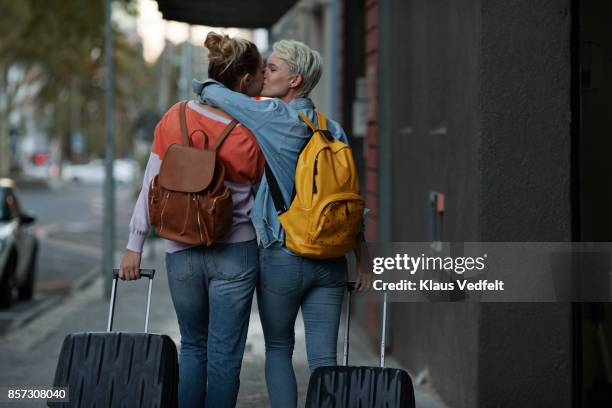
[0,0,157,167]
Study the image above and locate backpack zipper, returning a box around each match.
[312,158,318,194]
[196,195,204,243]
[159,191,171,232]
[208,196,220,214]
[149,179,157,206]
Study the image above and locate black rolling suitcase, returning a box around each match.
[305,283,415,408]
[48,269,178,408]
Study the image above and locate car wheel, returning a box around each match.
[18,245,37,301]
[0,251,17,309]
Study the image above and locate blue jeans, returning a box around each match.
[165,240,258,408]
[257,246,348,408]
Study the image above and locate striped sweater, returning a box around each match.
[126,100,265,253]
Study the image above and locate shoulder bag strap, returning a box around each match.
[179,101,191,146]
[212,119,239,150]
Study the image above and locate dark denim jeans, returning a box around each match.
[165,240,258,408]
[257,246,348,408]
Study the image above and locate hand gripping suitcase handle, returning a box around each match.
[107,269,155,333]
[112,269,155,279]
[343,281,388,368]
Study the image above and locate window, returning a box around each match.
[0,189,8,221]
[1,189,19,220]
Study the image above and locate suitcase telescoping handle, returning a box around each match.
[107,269,155,333]
[343,281,388,368]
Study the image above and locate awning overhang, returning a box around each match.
[155,0,298,28]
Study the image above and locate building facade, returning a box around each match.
[337,1,611,407]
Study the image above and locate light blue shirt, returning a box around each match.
[193,78,349,249]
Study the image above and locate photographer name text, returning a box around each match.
[373,279,504,292]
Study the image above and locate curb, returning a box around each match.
[73,265,101,291]
[0,265,100,337]
[1,277,104,352]
[0,295,63,336]
[14,177,64,191]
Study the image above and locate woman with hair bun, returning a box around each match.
[194,37,372,407]
[118,32,265,407]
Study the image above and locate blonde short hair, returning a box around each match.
[272,40,322,98]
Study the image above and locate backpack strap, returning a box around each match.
[212,119,239,150]
[299,111,333,141]
[299,112,318,134]
[179,101,192,147]
[316,112,328,130]
[265,163,288,215]
[266,111,328,216]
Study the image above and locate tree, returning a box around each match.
[0,0,152,175]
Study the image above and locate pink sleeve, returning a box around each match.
[126,153,162,253]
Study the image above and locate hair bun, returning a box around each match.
[202,31,260,90]
[204,31,240,64]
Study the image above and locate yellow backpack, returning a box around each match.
[266,111,365,259]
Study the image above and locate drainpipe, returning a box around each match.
[329,0,339,119]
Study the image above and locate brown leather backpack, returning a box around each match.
[148,101,236,246]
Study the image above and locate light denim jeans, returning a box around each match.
[257,246,348,408]
[165,240,258,408]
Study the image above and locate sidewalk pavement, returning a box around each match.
[0,239,446,407]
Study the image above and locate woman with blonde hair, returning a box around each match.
[194,38,372,407]
[119,32,265,407]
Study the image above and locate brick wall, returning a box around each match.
[335,0,379,241]
[365,0,378,242]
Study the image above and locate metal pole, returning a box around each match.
[0,64,9,177]
[180,27,193,101]
[103,0,115,298]
[107,277,118,332]
[158,26,170,114]
[342,289,351,366]
[380,291,388,368]
[144,278,153,333]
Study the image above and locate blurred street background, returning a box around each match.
[2,0,612,407]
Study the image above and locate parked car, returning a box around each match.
[0,178,38,309]
[61,159,137,186]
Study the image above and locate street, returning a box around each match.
[0,181,133,335]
